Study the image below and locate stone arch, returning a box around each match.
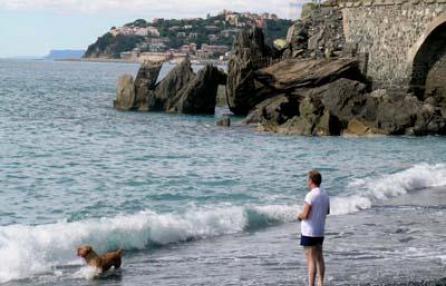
[408,13,446,100]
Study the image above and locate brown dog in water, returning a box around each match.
[77,245,123,273]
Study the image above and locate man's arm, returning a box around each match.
[297,203,311,221]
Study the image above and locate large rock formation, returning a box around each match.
[153,59,196,112]
[226,26,356,116]
[255,58,362,90]
[113,1,446,137]
[173,64,227,114]
[276,96,342,136]
[226,27,276,116]
[373,92,446,136]
[244,95,299,125]
[114,61,162,111]
[251,80,446,136]
[236,2,446,137]
[115,59,226,115]
[114,75,136,111]
[134,61,162,111]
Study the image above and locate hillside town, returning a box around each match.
[84,10,291,63]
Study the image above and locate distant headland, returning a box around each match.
[45,50,85,60]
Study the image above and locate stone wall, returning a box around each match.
[339,0,446,90]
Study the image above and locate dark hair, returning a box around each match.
[308,170,322,186]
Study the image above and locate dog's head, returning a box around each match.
[77,245,93,258]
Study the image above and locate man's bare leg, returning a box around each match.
[305,247,317,286]
[315,245,325,286]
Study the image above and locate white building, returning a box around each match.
[110,26,160,37]
[147,27,160,37]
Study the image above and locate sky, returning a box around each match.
[0,0,306,58]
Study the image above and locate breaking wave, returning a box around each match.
[1,163,445,283]
[332,163,446,215]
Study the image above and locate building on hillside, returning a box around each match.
[120,48,141,60]
[147,26,160,37]
[152,18,164,24]
[147,38,169,45]
[205,25,220,32]
[180,43,197,54]
[225,14,239,26]
[169,26,181,32]
[134,28,149,37]
[188,32,199,40]
[145,38,169,52]
[196,44,230,58]
[208,34,219,42]
[221,29,240,38]
[144,42,167,52]
[110,26,160,37]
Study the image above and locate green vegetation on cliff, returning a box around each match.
[85,33,146,58]
[84,12,292,59]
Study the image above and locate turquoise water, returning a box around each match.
[1,59,446,285]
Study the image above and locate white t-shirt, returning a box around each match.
[301,187,330,237]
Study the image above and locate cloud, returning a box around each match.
[0,0,297,18]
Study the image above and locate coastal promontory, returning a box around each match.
[114,1,446,137]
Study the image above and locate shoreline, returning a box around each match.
[55,58,140,64]
[56,57,228,66]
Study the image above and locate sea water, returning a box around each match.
[0,59,445,285]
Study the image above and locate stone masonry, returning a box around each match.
[338,0,446,92]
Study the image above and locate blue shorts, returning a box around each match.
[300,235,324,247]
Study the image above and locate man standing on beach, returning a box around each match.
[298,170,330,286]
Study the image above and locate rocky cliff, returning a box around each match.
[114,59,226,114]
[224,3,446,136]
[113,2,446,137]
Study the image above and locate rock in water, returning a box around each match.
[375,94,420,135]
[134,61,162,111]
[114,57,228,115]
[318,78,368,125]
[226,28,275,116]
[114,75,136,111]
[244,95,299,125]
[174,65,227,114]
[276,95,341,136]
[114,61,162,112]
[343,118,386,136]
[154,58,196,112]
[217,117,231,127]
[413,103,446,135]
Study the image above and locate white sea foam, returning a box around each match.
[333,163,446,214]
[0,205,293,283]
[72,266,100,280]
[1,163,445,283]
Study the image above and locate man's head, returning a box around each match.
[308,170,322,190]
